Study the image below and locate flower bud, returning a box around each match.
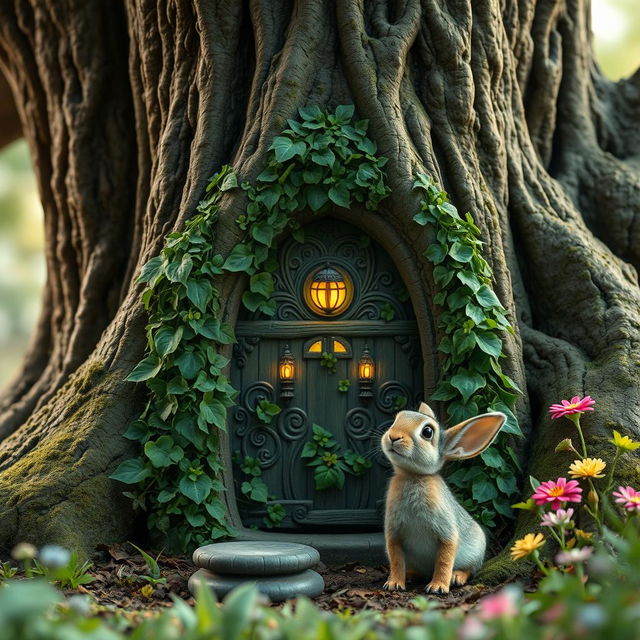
[588,489,599,509]
[555,438,574,453]
[11,542,37,561]
[66,595,92,616]
[39,545,71,569]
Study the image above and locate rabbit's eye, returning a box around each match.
[421,425,434,440]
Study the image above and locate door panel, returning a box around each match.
[230,220,423,531]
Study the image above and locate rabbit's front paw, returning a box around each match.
[425,580,449,595]
[383,579,405,591]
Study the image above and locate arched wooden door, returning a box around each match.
[230,219,423,531]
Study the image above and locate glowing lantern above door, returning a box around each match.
[303,265,354,317]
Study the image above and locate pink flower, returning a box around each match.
[457,615,486,640]
[477,586,520,620]
[555,547,593,565]
[612,486,640,511]
[549,396,595,420]
[532,478,582,510]
[540,508,574,528]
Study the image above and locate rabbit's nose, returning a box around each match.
[390,436,402,443]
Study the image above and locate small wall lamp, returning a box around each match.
[358,344,375,401]
[279,344,295,402]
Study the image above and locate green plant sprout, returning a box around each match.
[320,352,338,374]
[128,543,167,586]
[256,399,281,424]
[302,424,372,490]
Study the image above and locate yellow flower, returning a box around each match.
[609,430,640,451]
[510,533,545,560]
[574,529,593,542]
[568,458,606,479]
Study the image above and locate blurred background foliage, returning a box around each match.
[0,0,638,391]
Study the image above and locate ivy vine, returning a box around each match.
[232,453,285,529]
[111,105,391,552]
[412,173,522,529]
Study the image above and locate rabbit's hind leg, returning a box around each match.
[451,570,470,587]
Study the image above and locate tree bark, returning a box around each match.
[0,0,638,566]
[0,72,21,149]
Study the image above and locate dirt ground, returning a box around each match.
[65,544,505,615]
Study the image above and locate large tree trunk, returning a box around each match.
[0,0,638,563]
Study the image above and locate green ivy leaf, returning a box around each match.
[450,371,485,403]
[223,244,254,272]
[424,243,446,264]
[138,256,165,285]
[199,397,227,430]
[166,253,193,285]
[476,284,501,308]
[186,280,213,312]
[220,171,238,191]
[251,222,275,246]
[256,166,279,183]
[328,185,350,208]
[433,265,455,287]
[109,458,151,484]
[335,104,355,122]
[475,332,502,357]
[472,480,498,502]
[122,420,147,441]
[269,136,303,163]
[465,302,486,325]
[154,326,184,357]
[174,350,205,380]
[298,105,323,121]
[250,273,274,298]
[242,291,265,313]
[306,186,329,211]
[178,474,213,504]
[126,355,162,382]
[314,465,345,490]
[144,436,183,468]
[456,271,481,293]
[311,148,335,167]
[205,499,227,522]
[301,442,317,458]
[449,242,474,263]
[479,447,504,469]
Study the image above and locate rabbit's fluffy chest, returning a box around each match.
[386,474,454,574]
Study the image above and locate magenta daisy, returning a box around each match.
[612,486,640,511]
[549,396,595,420]
[532,478,582,510]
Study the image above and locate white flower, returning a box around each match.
[540,508,574,528]
[555,547,593,565]
[39,545,71,569]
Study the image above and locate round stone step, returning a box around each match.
[189,568,325,602]
[192,541,320,576]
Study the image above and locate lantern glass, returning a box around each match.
[359,360,374,380]
[303,266,354,317]
[280,360,294,380]
[359,346,375,381]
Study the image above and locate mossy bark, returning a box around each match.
[0,0,638,563]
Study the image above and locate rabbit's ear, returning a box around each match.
[443,412,506,460]
[418,402,437,419]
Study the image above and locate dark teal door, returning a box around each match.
[231,219,423,531]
